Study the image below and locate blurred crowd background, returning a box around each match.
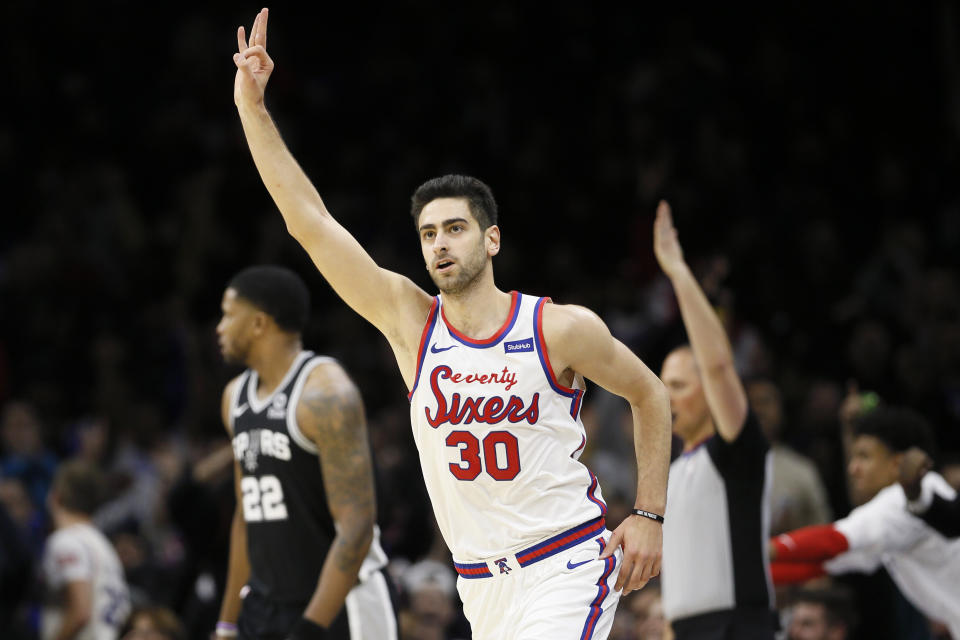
[2,1,959,639]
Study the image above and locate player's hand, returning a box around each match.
[898,446,933,501]
[233,8,274,109]
[838,380,879,429]
[653,200,687,279]
[600,513,662,593]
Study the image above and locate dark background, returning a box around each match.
[4,1,958,440]
[2,1,959,637]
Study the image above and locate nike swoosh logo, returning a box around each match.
[233,404,249,417]
[430,343,457,353]
[566,558,593,570]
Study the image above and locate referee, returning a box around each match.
[652,201,776,639]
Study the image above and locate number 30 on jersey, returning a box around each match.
[446,430,520,480]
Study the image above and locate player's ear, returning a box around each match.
[251,311,269,335]
[485,225,501,257]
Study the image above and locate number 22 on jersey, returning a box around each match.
[241,475,288,521]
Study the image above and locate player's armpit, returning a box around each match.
[297,364,376,572]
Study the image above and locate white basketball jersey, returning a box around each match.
[41,522,131,640]
[408,291,607,561]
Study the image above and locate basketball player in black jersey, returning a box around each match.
[214,266,397,640]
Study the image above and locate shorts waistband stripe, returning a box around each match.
[453,561,492,579]
[516,517,606,567]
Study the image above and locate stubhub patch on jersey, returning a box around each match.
[504,338,534,353]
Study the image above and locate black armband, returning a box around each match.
[630,508,665,524]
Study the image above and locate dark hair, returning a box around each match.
[410,175,498,229]
[228,266,310,333]
[122,605,185,640]
[53,460,106,515]
[852,405,936,457]
[793,586,857,630]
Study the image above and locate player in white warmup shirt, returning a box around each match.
[230,9,672,639]
[770,406,960,637]
[42,461,131,640]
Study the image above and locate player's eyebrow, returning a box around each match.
[418,217,470,232]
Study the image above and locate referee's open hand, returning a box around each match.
[600,513,662,594]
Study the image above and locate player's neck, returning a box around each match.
[250,337,303,397]
[441,283,512,340]
[53,508,91,530]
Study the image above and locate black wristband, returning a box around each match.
[630,508,664,524]
[287,617,327,640]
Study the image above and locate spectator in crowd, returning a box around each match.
[786,587,855,640]
[397,559,468,640]
[629,583,669,640]
[746,378,832,535]
[1,401,58,519]
[121,605,185,640]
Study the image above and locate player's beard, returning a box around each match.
[430,239,488,296]
[221,335,252,366]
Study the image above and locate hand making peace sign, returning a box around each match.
[233,8,274,108]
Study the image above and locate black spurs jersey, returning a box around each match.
[229,351,339,603]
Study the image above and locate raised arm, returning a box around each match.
[653,200,748,441]
[232,9,431,352]
[294,362,378,632]
[542,303,671,593]
[216,379,250,640]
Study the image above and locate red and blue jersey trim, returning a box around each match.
[453,517,607,579]
[585,471,607,515]
[453,561,493,579]
[516,516,606,567]
[533,297,584,419]
[408,298,440,401]
[441,290,521,348]
[579,537,617,640]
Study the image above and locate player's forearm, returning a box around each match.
[302,520,374,627]
[236,103,330,240]
[771,525,849,562]
[54,606,90,640]
[667,264,735,374]
[218,510,250,625]
[770,560,827,585]
[631,384,671,514]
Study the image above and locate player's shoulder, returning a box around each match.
[47,523,90,553]
[222,373,247,401]
[298,358,362,413]
[301,356,355,392]
[540,301,604,335]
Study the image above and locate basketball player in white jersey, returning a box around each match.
[215,266,396,640]
[230,9,671,639]
[41,461,131,640]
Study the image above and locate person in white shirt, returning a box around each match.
[769,406,960,638]
[42,460,131,640]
